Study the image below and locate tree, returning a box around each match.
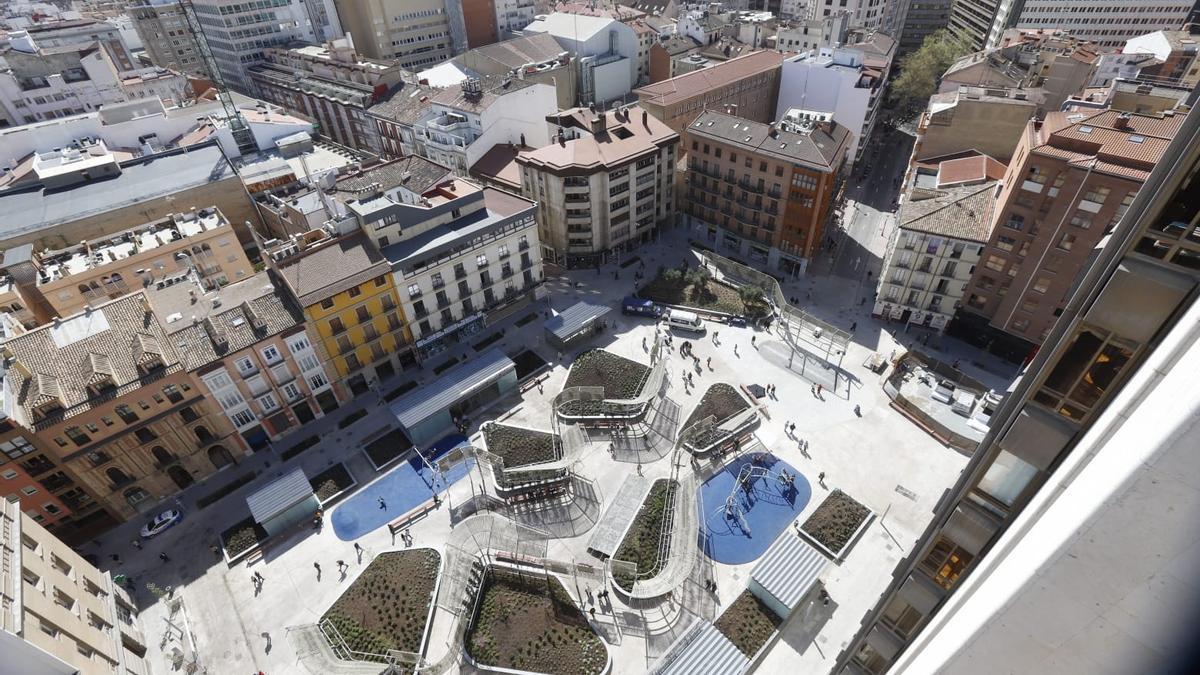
[888,30,974,119]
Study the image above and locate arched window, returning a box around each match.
[194,426,214,444]
[151,446,173,465]
[105,466,131,486]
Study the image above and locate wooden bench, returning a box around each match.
[387,499,437,534]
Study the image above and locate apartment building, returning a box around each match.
[684,109,851,276]
[874,158,1003,331]
[517,105,678,268]
[127,0,205,76]
[915,86,1039,164]
[0,292,243,534]
[899,0,952,54]
[523,13,640,105]
[0,142,258,253]
[940,32,1100,113]
[265,228,414,396]
[189,0,342,92]
[774,10,851,53]
[1,499,148,675]
[249,37,406,154]
[836,82,1200,675]
[369,75,556,175]
[650,35,702,83]
[804,0,889,31]
[148,272,340,451]
[775,34,895,163]
[494,0,538,39]
[24,17,136,71]
[947,0,1007,50]
[451,33,578,109]
[1,207,253,324]
[335,0,455,70]
[458,0,499,48]
[635,49,787,136]
[330,159,541,358]
[956,108,1185,359]
[1,413,74,532]
[0,30,188,127]
[1124,25,1200,89]
[1009,1,1194,49]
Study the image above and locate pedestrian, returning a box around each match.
[785,420,791,435]
[378,496,387,510]
[313,562,321,575]
[733,344,739,357]
[589,607,596,619]
[751,335,756,347]
[818,471,826,485]
[210,545,220,558]
[706,356,711,369]
[713,330,719,344]
[816,383,823,396]
[850,321,857,332]
[353,542,363,554]
[790,422,797,434]
[158,552,169,563]
[255,571,264,582]
[131,539,142,550]
[337,560,346,571]
[636,463,643,476]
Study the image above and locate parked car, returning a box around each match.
[139,509,183,539]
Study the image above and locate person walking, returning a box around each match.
[354,542,363,554]
[255,571,264,583]
[158,552,169,563]
[313,562,321,576]
[377,496,387,510]
[751,335,756,348]
[818,471,826,486]
[706,357,712,369]
[733,344,739,357]
[816,383,823,396]
[131,539,142,550]
[337,560,347,572]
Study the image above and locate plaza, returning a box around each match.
[83,225,1011,675]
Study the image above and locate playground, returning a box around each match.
[330,434,474,541]
[697,452,812,565]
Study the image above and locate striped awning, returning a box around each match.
[652,620,748,675]
[750,529,828,612]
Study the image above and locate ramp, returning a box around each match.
[587,474,651,557]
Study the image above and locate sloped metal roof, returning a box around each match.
[544,300,612,341]
[652,620,748,675]
[246,468,312,524]
[750,529,828,612]
[390,348,515,430]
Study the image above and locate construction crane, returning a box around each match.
[176,0,258,156]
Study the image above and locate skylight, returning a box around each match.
[1129,135,1145,144]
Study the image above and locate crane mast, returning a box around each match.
[176,0,258,156]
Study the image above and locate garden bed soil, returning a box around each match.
[612,479,676,591]
[466,570,606,675]
[714,590,783,657]
[364,428,414,468]
[338,409,367,429]
[220,516,267,558]
[682,384,751,449]
[321,549,440,657]
[309,463,355,503]
[801,490,871,554]
[561,349,650,416]
[483,423,562,487]
[513,349,549,381]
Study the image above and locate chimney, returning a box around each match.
[1114,112,1132,130]
[591,112,607,135]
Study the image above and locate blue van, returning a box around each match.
[622,296,662,317]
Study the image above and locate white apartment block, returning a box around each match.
[776,45,887,163]
[0,30,187,127]
[517,106,679,268]
[1005,1,1194,49]
[496,0,537,39]
[190,0,341,92]
[806,0,889,30]
[874,180,995,331]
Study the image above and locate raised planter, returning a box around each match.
[321,548,441,660]
[713,590,783,658]
[219,515,267,564]
[309,462,357,506]
[362,427,414,470]
[638,269,770,318]
[610,479,677,592]
[464,567,608,675]
[559,349,650,417]
[680,383,755,454]
[481,422,563,489]
[799,489,874,561]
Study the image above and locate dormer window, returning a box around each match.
[83,353,117,396]
[29,373,65,421]
[133,334,165,373]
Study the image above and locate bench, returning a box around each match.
[387,499,437,534]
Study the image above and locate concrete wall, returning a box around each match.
[467,83,556,168]
[776,56,870,160]
[919,97,1036,163]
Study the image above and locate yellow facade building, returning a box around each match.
[268,229,414,396]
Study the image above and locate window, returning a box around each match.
[134,428,157,443]
[995,236,1016,253]
[115,405,138,424]
[476,253,488,267]
[320,298,334,310]
[261,346,281,364]
[288,335,312,354]
[231,408,255,427]
[374,275,387,287]
[919,537,974,589]
[881,596,922,639]
[282,382,302,402]
[257,393,279,413]
[235,357,256,375]
[1069,212,1092,229]
[309,372,330,390]
[1056,232,1076,251]
[971,450,1037,515]
[407,283,421,297]
[1083,185,1110,204]
[205,371,234,390]
[1033,326,1135,421]
[1003,213,1025,231]
[984,255,1006,272]
[163,384,184,403]
[356,306,371,324]
[348,286,361,298]
[1032,276,1051,294]
[328,317,345,334]
[21,485,38,496]
[297,354,320,373]
[1,438,35,459]
[65,427,90,446]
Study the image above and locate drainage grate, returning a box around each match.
[895,484,917,501]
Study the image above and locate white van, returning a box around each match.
[667,309,706,334]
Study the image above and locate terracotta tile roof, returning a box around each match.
[518,105,678,172]
[3,293,184,426]
[901,182,998,243]
[331,157,452,198]
[1032,108,1185,180]
[686,110,850,172]
[149,272,305,370]
[936,155,1007,187]
[470,143,526,190]
[634,50,786,108]
[274,231,391,307]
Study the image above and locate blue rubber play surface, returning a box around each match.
[331,434,474,541]
[696,452,811,565]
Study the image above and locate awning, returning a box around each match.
[544,300,612,341]
[246,468,312,524]
[750,529,828,612]
[390,348,515,429]
[651,620,748,675]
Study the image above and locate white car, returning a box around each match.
[139,509,183,539]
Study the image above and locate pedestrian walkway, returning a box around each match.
[587,474,651,557]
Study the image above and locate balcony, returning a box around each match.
[414,306,429,319]
[768,188,782,199]
[518,240,530,251]
[42,473,74,492]
[436,297,452,309]
[431,277,445,289]
[454,267,467,280]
